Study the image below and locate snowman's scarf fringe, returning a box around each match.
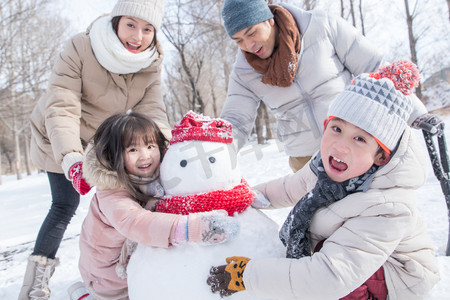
[155,179,254,216]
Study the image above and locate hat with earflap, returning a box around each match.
[222,0,274,37]
[111,0,166,31]
[327,60,420,153]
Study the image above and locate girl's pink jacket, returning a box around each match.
[78,144,178,292]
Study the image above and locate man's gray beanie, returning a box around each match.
[222,0,274,37]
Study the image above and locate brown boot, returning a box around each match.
[18,255,59,300]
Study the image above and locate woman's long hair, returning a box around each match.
[92,111,168,202]
[111,16,157,50]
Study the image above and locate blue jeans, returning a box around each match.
[32,172,80,259]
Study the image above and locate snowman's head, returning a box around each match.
[161,140,241,196]
[160,111,241,196]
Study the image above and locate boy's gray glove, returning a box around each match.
[412,113,445,135]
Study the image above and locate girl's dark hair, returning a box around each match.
[92,111,168,202]
[111,16,157,50]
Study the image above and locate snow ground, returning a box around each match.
[1,115,449,299]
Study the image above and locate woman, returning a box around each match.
[18,0,170,299]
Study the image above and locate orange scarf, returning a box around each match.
[244,5,301,87]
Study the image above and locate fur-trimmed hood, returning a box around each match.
[82,143,123,191]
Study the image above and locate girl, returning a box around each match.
[73,112,237,300]
[20,1,171,298]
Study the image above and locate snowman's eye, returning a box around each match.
[209,157,216,163]
[180,160,187,167]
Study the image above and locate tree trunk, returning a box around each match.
[262,103,273,140]
[0,151,2,185]
[349,0,356,26]
[255,105,264,145]
[403,0,423,99]
[359,0,365,36]
[13,127,22,180]
[24,134,32,175]
[447,0,450,23]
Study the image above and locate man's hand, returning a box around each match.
[412,113,445,135]
[207,256,250,297]
[251,190,270,209]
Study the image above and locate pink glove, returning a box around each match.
[171,210,239,245]
[69,162,92,195]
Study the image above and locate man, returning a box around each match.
[220,0,439,172]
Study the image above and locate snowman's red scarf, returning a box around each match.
[155,179,254,216]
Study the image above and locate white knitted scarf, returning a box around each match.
[89,16,157,74]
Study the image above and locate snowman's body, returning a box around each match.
[127,115,285,300]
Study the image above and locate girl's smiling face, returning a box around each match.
[124,138,161,178]
[117,16,155,53]
[320,118,388,182]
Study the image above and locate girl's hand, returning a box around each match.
[171,210,240,245]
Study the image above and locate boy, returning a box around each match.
[207,61,440,299]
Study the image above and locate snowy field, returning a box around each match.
[1,115,449,299]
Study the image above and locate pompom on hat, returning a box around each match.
[170,111,233,145]
[222,0,274,37]
[111,0,165,31]
[327,60,420,153]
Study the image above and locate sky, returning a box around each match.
[57,0,116,34]
[0,109,449,299]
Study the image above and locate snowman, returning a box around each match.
[127,111,285,300]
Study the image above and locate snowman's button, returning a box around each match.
[209,157,216,163]
[180,160,187,167]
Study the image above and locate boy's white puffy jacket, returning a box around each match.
[220,3,426,157]
[251,127,440,300]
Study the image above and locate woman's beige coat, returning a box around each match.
[250,127,439,299]
[30,28,170,173]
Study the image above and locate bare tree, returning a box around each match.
[303,0,317,10]
[162,0,235,120]
[448,0,450,22]
[358,0,366,36]
[403,0,424,99]
[349,0,356,26]
[0,0,68,180]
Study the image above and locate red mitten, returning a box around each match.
[69,162,92,195]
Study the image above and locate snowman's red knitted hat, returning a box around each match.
[170,111,233,145]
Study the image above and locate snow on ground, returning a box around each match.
[0,115,449,299]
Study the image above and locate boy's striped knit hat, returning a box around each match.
[328,60,420,152]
